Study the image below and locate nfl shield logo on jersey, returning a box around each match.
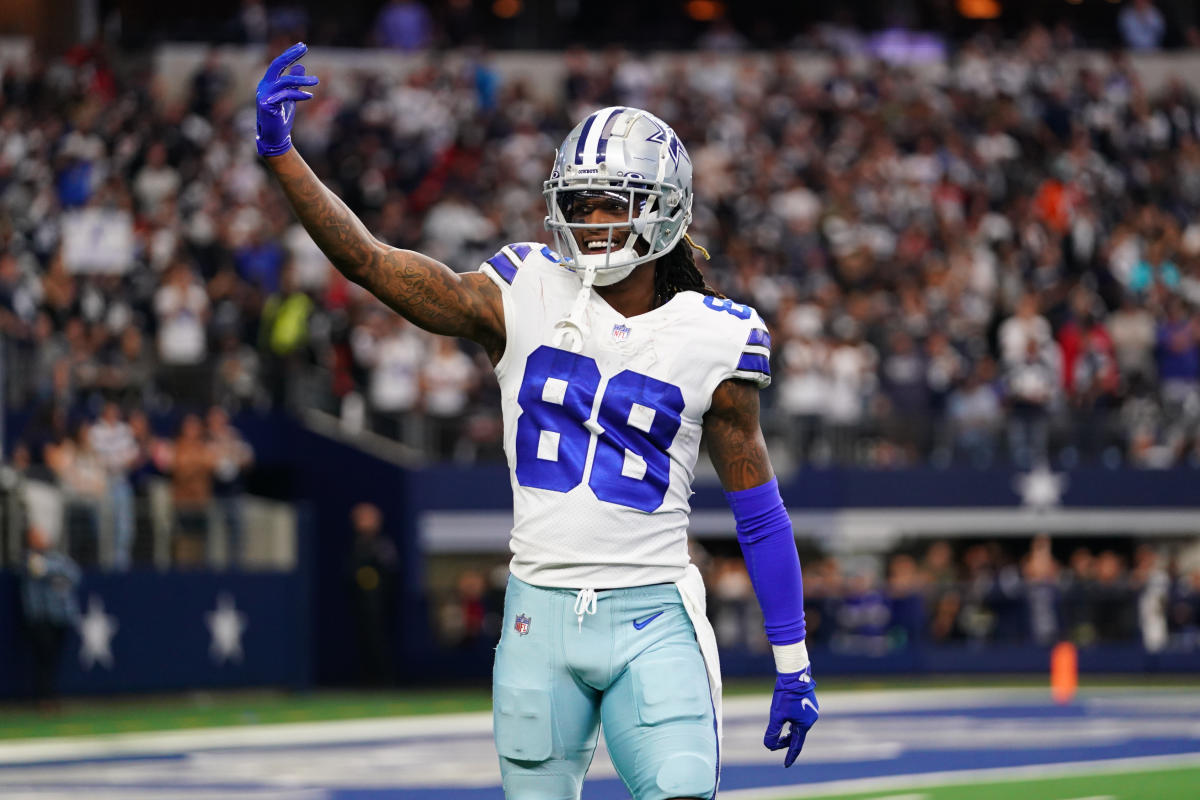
[514,613,531,635]
[612,323,631,342]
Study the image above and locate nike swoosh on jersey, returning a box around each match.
[632,611,664,630]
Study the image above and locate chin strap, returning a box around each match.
[552,264,596,353]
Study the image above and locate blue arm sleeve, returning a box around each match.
[725,478,806,645]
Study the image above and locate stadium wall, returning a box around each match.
[4,413,1199,697]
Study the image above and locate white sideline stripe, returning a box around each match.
[0,686,1192,767]
[717,753,1200,800]
[0,711,493,765]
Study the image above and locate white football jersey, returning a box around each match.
[479,242,771,589]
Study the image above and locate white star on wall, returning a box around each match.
[78,594,118,670]
[205,593,248,664]
[1014,467,1068,511]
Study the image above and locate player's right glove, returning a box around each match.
[255,42,319,158]
[764,664,819,767]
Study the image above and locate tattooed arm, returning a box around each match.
[703,378,774,492]
[265,148,506,363]
[706,377,816,768]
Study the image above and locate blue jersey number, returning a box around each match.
[515,346,684,512]
[702,295,752,319]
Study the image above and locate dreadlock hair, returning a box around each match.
[653,233,724,307]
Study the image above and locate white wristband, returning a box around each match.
[771,640,810,674]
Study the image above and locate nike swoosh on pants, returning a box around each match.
[632,611,664,630]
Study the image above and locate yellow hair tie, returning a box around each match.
[684,232,711,261]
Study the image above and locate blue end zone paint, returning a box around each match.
[6,694,1199,799]
[713,739,1200,795]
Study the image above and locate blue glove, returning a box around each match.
[764,665,819,767]
[256,42,319,158]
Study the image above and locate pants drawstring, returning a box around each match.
[573,588,597,632]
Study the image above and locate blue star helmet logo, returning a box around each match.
[645,123,689,170]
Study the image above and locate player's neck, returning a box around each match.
[594,261,657,318]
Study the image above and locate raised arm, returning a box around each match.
[703,377,819,768]
[256,44,505,362]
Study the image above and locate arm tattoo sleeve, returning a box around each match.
[266,149,505,360]
[703,378,775,491]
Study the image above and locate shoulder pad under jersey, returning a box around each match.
[478,242,564,287]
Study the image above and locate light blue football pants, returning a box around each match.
[493,575,718,800]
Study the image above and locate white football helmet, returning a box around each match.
[543,107,694,287]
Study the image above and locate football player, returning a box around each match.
[257,43,818,800]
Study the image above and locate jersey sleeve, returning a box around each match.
[477,242,564,290]
[730,312,773,389]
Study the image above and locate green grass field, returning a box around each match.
[781,763,1200,800]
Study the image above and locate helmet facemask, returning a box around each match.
[542,107,693,351]
[543,107,693,288]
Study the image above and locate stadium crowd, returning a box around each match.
[434,536,1200,656]
[3,24,1200,487]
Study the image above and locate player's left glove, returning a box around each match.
[764,664,819,767]
[255,42,319,158]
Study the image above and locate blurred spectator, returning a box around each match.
[1133,544,1170,653]
[19,525,80,710]
[133,142,180,213]
[374,0,433,51]
[880,331,930,458]
[1092,550,1137,641]
[356,313,425,444]
[206,406,254,568]
[886,554,925,647]
[1058,289,1120,461]
[1156,297,1200,427]
[45,421,106,565]
[154,262,211,406]
[711,557,759,651]
[1062,547,1098,644]
[1129,237,1181,296]
[125,409,160,553]
[1108,293,1158,386]
[947,359,1003,466]
[214,328,265,410]
[923,541,963,642]
[1022,535,1061,646]
[999,293,1054,368]
[160,414,217,568]
[1118,0,1166,51]
[232,0,269,43]
[1004,339,1059,468]
[259,261,316,408]
[441,569,493,650]
[90,402,138,570]
[98,326,154,410]
[833,560,890,656]
[421,338,477,460]
[4,34,1200,471]
[347,502,398,686]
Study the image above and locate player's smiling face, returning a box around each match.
[565,192,635,255]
